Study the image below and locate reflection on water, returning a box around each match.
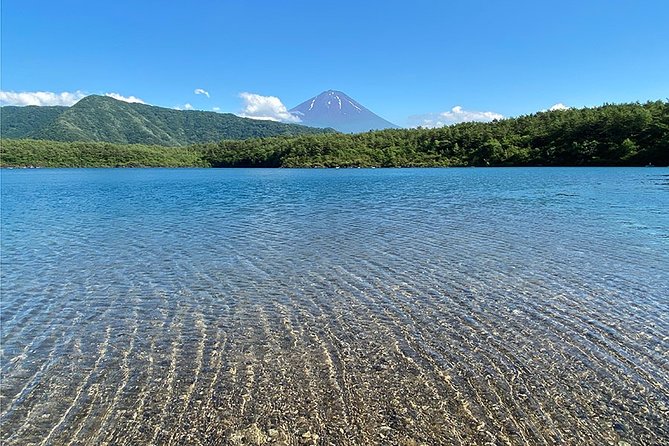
[1,167,668,445]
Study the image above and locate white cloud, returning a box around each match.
[238,92,301,123]
[409,105,504,128]
[173,103,194,111]
[0,90,148,106]
[0,90,86,106]
[548,103,569,111]
[194,88,210,98]
[104,92,145,104]
[212,107,221,112]
[539,103,571,112]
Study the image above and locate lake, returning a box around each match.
[1,167,668,445]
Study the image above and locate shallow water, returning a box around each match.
[1,167,668,445]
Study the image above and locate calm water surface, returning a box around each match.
[1,167,668,445]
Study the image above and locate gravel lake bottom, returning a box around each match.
[1,167,668,445]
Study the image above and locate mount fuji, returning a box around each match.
[290,90,398,133]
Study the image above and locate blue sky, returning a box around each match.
[2,0,668,127]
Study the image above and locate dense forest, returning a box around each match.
[0,95,333,146]
[2,101,667,168]
[0,139,206,168]
[0,105,68,139]
[201,101,669,167]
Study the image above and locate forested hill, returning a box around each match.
[1,105,68,139]
[202,101,668,167]
[0,95,334,146]
[2,101,667,167]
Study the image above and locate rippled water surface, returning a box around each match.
[1,167,668,445]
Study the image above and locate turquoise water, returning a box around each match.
[1,167,668,445]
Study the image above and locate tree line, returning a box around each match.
[2,101,667,168]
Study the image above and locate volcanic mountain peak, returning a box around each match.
[304,90,362,112]
[290,90,398,133]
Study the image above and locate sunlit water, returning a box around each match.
[1,167,668,445]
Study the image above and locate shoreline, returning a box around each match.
[2,164,667,169]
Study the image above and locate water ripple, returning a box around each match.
[1,167,668,445]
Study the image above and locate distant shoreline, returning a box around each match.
[2,164,666,170]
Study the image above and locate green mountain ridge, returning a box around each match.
[1,95,333,146]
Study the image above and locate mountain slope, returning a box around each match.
[290,90,398,133]
[2,96,334,146]
[1,105,68,139]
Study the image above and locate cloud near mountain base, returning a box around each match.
[238,92,301,123]
[0,90,145,106]
[548,103,569,111]
[104,93,145,104]
[409,106,504,128]
[0,90,87,106]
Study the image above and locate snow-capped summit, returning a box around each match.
[290,90,398,133]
